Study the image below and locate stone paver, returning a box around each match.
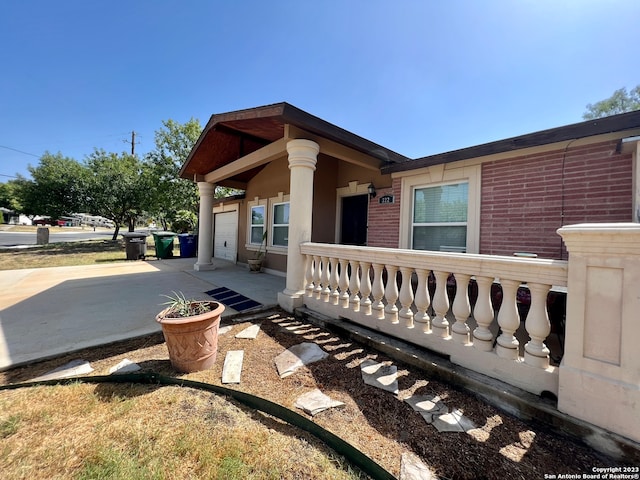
[218,325,233,335]
[360,359,399,394]
[432,409,476,433]
[404,394,449,424]
[30,359,93,381]
[235,324,261,339]
[222,350,244,384]
[275,342,328,378]
[400,452,439,480]
[294,388,345,416]
[108,358,141,374]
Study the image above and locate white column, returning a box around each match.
[278,139,319,312]
[194,182,215,271]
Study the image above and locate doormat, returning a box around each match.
[205,287,262,313]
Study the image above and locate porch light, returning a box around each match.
[368,183,377,198]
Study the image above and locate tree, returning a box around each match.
[25,152,89,220]
[583,85,640,119]
[0,179,24,213]
[144,118,242,230]
[85,150,150,240]
[144,118,204,230]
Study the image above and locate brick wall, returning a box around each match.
[368,177,402,248]
[481,140,632,259]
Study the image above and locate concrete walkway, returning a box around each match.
[0,258,285,370]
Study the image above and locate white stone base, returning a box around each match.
[278,291,304,312]
[193,262,216,271]
[559,364,640,444]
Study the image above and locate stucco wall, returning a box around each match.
[480,140,632,259]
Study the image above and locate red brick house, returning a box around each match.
[180,102,640,271]
[180,104,640,446]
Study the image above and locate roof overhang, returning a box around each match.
[381,110,640,174]
[180,102,409,188]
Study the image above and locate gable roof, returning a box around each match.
[180,102,409,180]
[381,109,640,174]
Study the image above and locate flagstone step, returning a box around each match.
[222,350,244,384]
[235,323,261,339]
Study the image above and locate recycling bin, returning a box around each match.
[178,233,198,258]
[122,232,149,260]
[152,231,177,259]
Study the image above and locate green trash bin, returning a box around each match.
[152,231,177,259]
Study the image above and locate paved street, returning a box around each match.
[0,229,116,247]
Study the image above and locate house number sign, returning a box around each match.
[378,195,395,204]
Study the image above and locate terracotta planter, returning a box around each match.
[156,301,225,373]
[247,259,263,272]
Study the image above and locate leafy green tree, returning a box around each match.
[144,118,202,230]
[144,118,242,230]
[0,180,24,213]
[583,85,640,119]
[85,150,150,240]
[25,152,89,221]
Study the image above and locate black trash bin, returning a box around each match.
[122,232,149,260]
[178,234,197,258]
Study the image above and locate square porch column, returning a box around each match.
[557,223,640,444]
[278,139,319,312]
[194,181,215,271]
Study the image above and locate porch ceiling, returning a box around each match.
[180,102,410,186]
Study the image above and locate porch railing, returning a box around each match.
[300,242,568,396]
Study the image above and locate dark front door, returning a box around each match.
[341,194,368,246]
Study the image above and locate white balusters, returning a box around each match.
[338,258,350,308]
[431,271,451,337]
[496,279,521,360]
[320,256,331,302]
[359,262,372,315]
[472,276,495,351]
[413,268,431,333]
[304,254,314,297]
[329,257,340,305]
[451,273,471,344]
[313,255,322,299]
[384,265,399,323]
[348,260,361,312]
[371,263,385,320]
[524,283,551,368]
[399,267,415,328]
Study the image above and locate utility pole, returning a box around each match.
[130,131,136,155]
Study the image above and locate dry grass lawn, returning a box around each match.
[1,309,619,480]
[0,227,180,270]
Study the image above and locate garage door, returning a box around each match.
[214,211,238,261]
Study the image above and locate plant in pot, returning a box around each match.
[156,291,225,373]
[247,231,267,272]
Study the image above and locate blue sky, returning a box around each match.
[1,0,638,180]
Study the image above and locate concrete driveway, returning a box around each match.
[0,258,285,370]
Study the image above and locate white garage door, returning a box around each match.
[214,211,238,261]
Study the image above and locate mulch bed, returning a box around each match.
[1,308,618,479]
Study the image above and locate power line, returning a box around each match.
[0,145,40,157]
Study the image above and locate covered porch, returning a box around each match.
[181,103,640,451]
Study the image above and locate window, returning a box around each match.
[272,202,290,246]
[412,182,468,252]
[250,205,265,244]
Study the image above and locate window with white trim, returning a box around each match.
[249,205,265,244]
[412,182,468,252]
[271,202,290,246]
